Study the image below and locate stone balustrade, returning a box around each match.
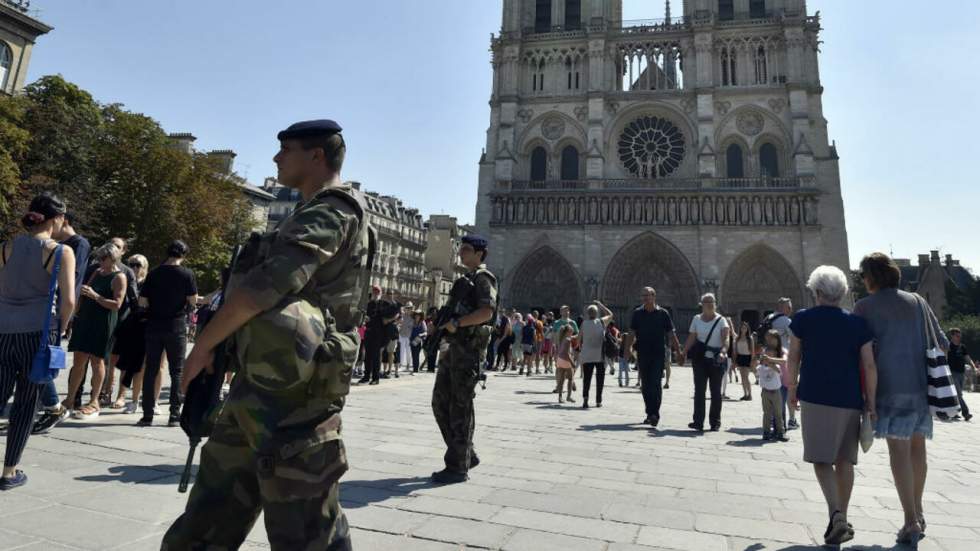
[489,177,819,227]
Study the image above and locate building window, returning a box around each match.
[560,146,579,180]
[535,0,552,33]
[565,0,581,30]
[753,46,768,84]
[0,42,11,91]
[726,144,744,178]
[750,0,766,18]
[719,0,734,21]
[530,147,548,181]
[721,47,737,86]
[759,143,779,178]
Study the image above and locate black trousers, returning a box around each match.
[411,344,421,372]
[141,329,187,419]
[693,357,724,428]
[363,334,384,382]
[0,331,46,468]
[637,354,664,421]
[582,362,605,405]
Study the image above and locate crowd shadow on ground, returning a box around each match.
[340,477,438,508]
[741,543,918,551]
[75,464,183,484]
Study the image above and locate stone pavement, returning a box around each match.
[2,364,979,551]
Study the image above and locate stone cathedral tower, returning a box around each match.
[475,0,850,327]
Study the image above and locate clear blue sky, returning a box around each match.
[26,1,980,272]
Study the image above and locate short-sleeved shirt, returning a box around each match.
[770,313,794,345]
[689,314,729,356]
[948,343,970,373]
[630,306,674,361]
[141,264,197,333]
[790,305,872,410]
[552,318,579,340]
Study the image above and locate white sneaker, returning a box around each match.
[123,402,138,414]
[153,406,163,416]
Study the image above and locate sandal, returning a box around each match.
[896,523,922,545]
[824,511,852,545]
[72,404,101,420]
[111,396,127,409]
[917,514,926,533]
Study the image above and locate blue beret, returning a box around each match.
[461,235,488,250]
[277,119,343,141]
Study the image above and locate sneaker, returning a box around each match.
[167,415,180,427]
[136,417,153,427]
[688,422,704,433]
[31,407,70,435]
[762,431,773,441]
[0,470,27,491]
[123,402,138,415]
[153,406,163,416]
[582,402,589,409]
[596,403,603,408]
[709,425,721,432]
[369,380,379,386]
[431,469,468,484]
[663,383,670,389]
[788,419,799,429]
[775,433,790,442]
[965,413,973,422]
[356,377,369,385]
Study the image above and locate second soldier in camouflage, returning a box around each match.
[430,235,497,484]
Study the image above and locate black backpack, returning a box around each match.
[756,313,785,341]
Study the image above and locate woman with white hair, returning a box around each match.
[787,265,877,546]
[682,293,730,432]
[64,242,127,420]
[579,301,614,408]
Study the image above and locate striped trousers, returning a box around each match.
[0,331,44,468]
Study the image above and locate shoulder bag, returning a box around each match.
[917,295,959,417]
[29,245,67,384]
[689,316,722,364]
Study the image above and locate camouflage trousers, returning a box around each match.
[431,335,485,473]
[161,403,351,551]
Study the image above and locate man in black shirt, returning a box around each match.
[137,240,198,426]
[948,328,975,421]
[630,287,681,428]
[359,285,398,385]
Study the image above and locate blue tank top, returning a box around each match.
[0,235,57,334]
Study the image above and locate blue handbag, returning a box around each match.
[29,245,66,384]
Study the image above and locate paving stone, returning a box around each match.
[349,528,458,550]
[695,512,812,543]
[0,528,40,550]
[490,507,639,543]
[602,503,695,529]
[0,505,160,550]
[635,526,728,551]
[502,529,607,551]
[394,494,503,521]
[411,516,515,548]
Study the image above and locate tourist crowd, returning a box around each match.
[0,192,976,546]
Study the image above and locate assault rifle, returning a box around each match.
[177,245,241,493]
[423,276,488,389]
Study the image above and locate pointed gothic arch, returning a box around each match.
[508,246,583,314]
[601,232,701,324]
[721,244,802,328]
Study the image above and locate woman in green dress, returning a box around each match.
[65,243,127,419]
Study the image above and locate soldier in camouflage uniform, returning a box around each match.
[431,235,497,484]
[162,120,374,551]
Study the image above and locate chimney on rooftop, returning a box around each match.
[917,254,930,267]
[208,150,236,175]
[930,250,941,264]
[168,133,197,155]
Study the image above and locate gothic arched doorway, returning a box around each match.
[601,232,700,329]
[508,246,583,315]
[721,244,803,330]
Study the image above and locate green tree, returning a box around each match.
[0,93,29,221]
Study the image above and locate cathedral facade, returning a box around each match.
[474,0,850,328]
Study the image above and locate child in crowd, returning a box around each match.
[757,330,789,442]
[618,331,633,387]
[555,325,576,403]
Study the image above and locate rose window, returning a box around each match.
[618,116,685,178]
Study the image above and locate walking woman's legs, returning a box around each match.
[834,459,855,518]
[812,463,839,516]
[886,438,919,528]
[910,433,927,519]
[87,357,107,408]
[62,352,91,410]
